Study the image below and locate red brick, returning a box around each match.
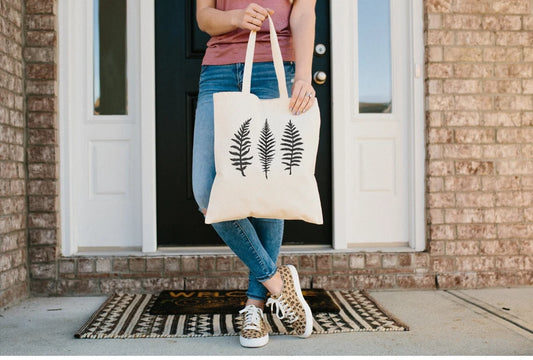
[437,272,477,288]
[57,279,98,295]
[332,254,348,269]
[316,254,331,271]
[299,255,315,270]
[494,256,526,270]
[95,258,112,273]
[27,96,55,111]
[431,257,456,272]
[446,240,480,255]
[233,257,248,272]
[225,277,249,289]
[30,263,55,279]
[215,256,231,271]
[129,258,146,272]
[28,229,56,245]
[112,258,128,272]
[480,240,520,255]
[27,146,56,163]
[30,279,56,295]
[26,0,54,14]
[426,0,452,13]
[491,0,530,14]
[365,254,381,268]
[142,278,184,292]
[453,0,491,13]
[164,257,180,273]
[352,274,396,289]
[282,255,299,267]
[312,275,353,290]
[28,196,55,212]
[396,275,436,289]
[78,258,95,273]
[456,256,495,271]
[58,259,75,274]
[198,256,215,272]
[349,254,365,269]
[382,254,399,268]
[25,14,55,30]
[25,31,56,47]
[25,63,55,80]
[100,279,142,293]
[185,277,225,290]
[519,240,533,255]
[28,246,55,263]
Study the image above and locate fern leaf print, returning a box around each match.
[257,119,275,179]
[281,120,304,175]
[229,118,253,177]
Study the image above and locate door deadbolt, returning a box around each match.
[313,71,327,85]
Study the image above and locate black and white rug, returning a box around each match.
[74,290,409,339]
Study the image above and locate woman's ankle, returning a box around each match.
[262,270,284,296]
[245,298,265,310]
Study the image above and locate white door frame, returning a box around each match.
[330,0,425,250]
[138,0,157,252]
[59,0,425,255]
[58,0,157,255]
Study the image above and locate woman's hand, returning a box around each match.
[231,3,274,32]
[289,79,316,115]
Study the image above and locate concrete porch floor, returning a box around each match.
[1,287,532,356]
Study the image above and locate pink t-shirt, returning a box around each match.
[201,0,295,65]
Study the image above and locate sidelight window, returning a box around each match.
[93,0,128,115]
[357,0,392,113]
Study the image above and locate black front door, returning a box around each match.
[155,1,331,247]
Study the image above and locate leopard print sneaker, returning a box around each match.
[238,304,269,347]
[265,264,313,338]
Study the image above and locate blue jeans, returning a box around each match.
[192,61,295,301]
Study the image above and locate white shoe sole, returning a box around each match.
[240,333,269,348]
[285,264,313,338]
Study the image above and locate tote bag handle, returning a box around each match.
[242,14,289,99]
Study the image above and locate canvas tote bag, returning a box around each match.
[204,15,323,225]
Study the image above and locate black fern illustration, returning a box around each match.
[257,119,275,179]
[281,120,304,175]
[229,118,253,177]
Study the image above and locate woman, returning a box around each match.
[193,0,317,347]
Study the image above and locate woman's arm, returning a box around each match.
[289,0,317,115]
[196,0,273,36]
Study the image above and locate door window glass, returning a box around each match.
[358,0,392,113]
[93,0,128,115]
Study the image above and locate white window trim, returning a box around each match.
[59,0,425,256]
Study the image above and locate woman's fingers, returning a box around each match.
[249,3,270,19]
[289,80,315,115]
[237,3,275,31]
[241,3,274,31]
[245,16,261,31]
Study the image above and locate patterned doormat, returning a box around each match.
[74,290,409,339]
[149,289,340,315]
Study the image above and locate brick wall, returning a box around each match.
[0,0,28,309]
[425,0,533,287]
[50,253,435,296]
[23,0,59,297]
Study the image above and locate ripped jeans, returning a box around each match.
[192,61,295,301]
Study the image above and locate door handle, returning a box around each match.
[313,71,327,85]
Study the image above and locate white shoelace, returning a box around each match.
[239,305,264,331]
[266,293,298,323]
